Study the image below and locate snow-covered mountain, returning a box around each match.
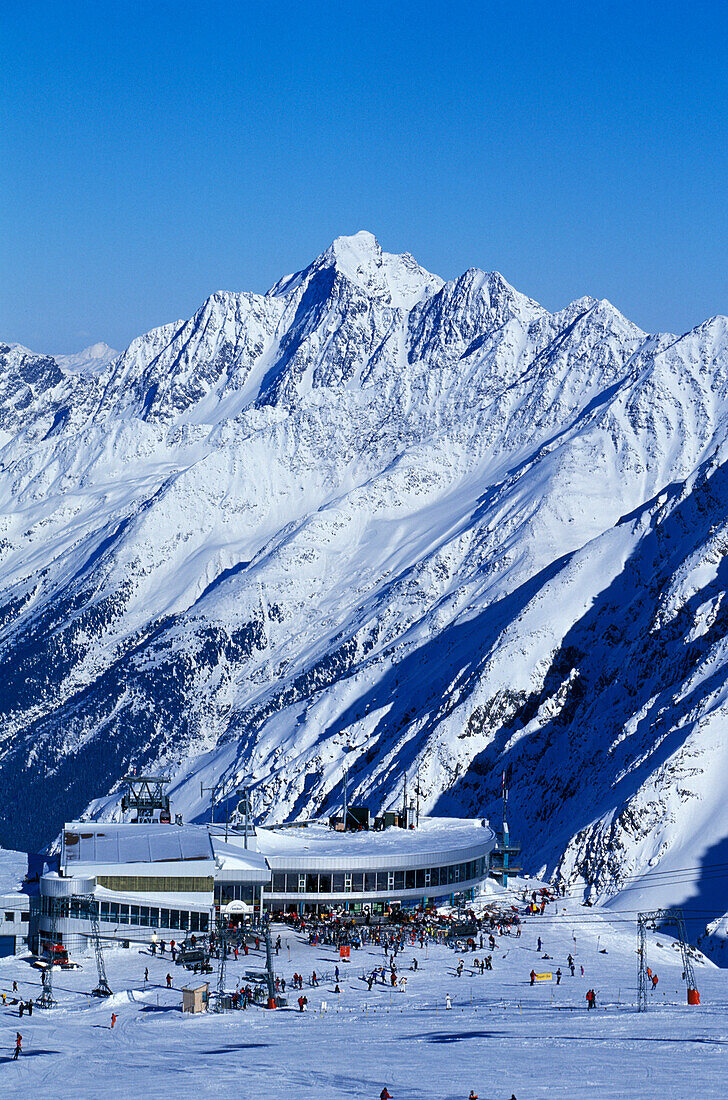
[2,231,728,932]
[55,342,118,375]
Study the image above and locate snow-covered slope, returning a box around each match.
[2,231,728,931]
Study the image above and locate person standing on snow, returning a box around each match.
[12,1032,22,1060]
[556,968,562,985]
[380,1088,392,1099]
[530,970,536,986]
[111,1013,117,1028]
[445,993,452,1010]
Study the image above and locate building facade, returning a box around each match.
[30,815,495,954]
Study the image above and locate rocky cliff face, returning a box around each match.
[2,231,728,929]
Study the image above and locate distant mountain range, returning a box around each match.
[2,231,728,940]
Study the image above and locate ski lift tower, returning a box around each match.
[637,908,699,1009]
[121,775,171,823]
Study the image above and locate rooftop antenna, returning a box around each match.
[403,769,408,828]
[343,768,348,830]
[416,769,421,828]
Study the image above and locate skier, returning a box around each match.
[111,1013,117,1028]
[530,969,536,986]
[12,1032,21,1060]
[445,993,452,1010]
[651,973,659,989]
[144,967,149,983]
[537,937,542,952]
[586,989,596,1010]
[166,973,173,988]
[556,968,562,985]
[412,957,418,971]
[380,1089,392,1100]
[469,1092,478,1099]
[335,965,340,982]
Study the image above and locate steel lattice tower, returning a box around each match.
[637,908,697,1011]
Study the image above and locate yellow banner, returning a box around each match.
[535,972,552,981]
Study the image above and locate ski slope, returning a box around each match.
[0,885,726,1098]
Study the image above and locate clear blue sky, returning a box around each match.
[2,1,727,353]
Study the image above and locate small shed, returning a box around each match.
[182,982,209,1014]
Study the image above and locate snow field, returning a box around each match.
[0,894,726,1098]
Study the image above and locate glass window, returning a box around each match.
[332,873,345,892]
[191,912,200,933]
[447,865,455,884]
[393,871,405,890]
[139,907,149,925]
[376,872,388,892]
[424,870,431,888]
[200,913,209,933]
[160,908,169,927]
[319,873,332,893]
[119,905,130,926]
[306,874,319,893]
[351,872,364,892]
[344,874,352,893]
[405,870,416,890]
[273,873,286,892]
[416,869,425,889]
[364,873,376,892]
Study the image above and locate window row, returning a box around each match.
[97,875,213,893]
[40,895,209,932]
[214,883,258,905]
[98,901,208,933]
[269,857,487,895]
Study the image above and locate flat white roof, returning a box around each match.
[62,823,270,883]
[255,817,495,872]
[64,823,213,865]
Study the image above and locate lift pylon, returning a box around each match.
[637,908,699,1010]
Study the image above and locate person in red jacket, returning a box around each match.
[530,969,536,986]
[380,1089,392,1100]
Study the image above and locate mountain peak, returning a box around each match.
[268,230,443,310]
[55,342,118,374]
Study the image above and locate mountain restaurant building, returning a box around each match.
[35,815,494,953]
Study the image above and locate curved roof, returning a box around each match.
[254,817,495,872]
